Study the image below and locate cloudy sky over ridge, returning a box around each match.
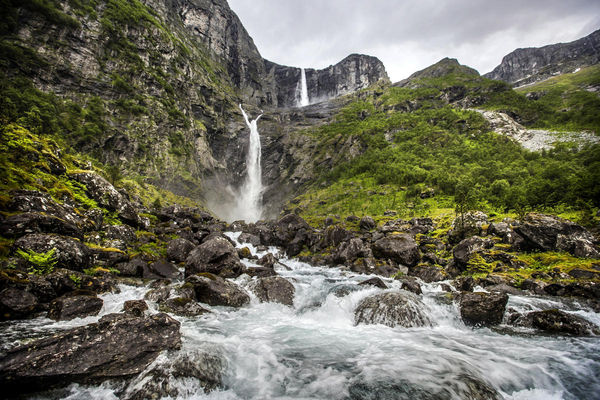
[228,0,600,82]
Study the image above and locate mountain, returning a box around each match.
[484,29,600,87]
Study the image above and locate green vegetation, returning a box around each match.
[17,248,57,275]
[292,64,600,224]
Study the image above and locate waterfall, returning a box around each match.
[233,104,263,223]
[298,68,309,107]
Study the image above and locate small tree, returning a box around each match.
[454,178,479,233]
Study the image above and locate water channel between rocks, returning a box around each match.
[2,232,599,400]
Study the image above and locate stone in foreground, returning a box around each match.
[354,291,432,328]
[0,313,181,396]
[459,291,508,327]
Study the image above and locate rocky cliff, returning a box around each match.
[484,29,600,86]
[264,54,389,108]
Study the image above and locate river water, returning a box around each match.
[2,232,599,400]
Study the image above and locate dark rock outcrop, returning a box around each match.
[459,291,509,327]
[47,292,103,321]
[358,277,388,289]
[185,236,244,278]
[167,238,196,264]
[372,234,420,267]
[159,297,209,317]
[484,29,600,86]
[514,309,600,336]
[0,313,181,395]
[0,212,82,239]
[452,236,494,271]
[187,273,250,307]
[354,291,432,328]
[122,300,149,317]
[0,287,39,321]
[250,276,295,306]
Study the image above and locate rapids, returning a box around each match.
[1,233,599,399]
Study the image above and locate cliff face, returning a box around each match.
[484,29,600,86]
[264,54,389,108]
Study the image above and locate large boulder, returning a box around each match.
[143,260,181,280]
[459,291,508,327]
[250,276,295,306]
[159,297,209,317]
[185,237,244,278]
[70,172,141,227]
[187,273,250,307]
[47,292,103,321]
[321,225,353,248]
[166,238,196,263]
[0,313,181,395]
[0,287,39,321]
[354,291,432,328]
[449,211,489,243]
[515,213,599,258]
[273,214,313,256]
[514,309,600,336]
[13,233,91,271]
[372,235,420,267]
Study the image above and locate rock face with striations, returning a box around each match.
[484,29,600,86]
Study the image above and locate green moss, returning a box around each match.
[17,248,57,275]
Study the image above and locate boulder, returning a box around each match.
[515,213,599,258]
[104,225,137,244]
[238,232,260,246]
[398,277,422,295]
[115,258,146,277]
[409,264,445,283]
[354,291,432,328]
[122,350,223,399]
[13,234,91,271]
[159,297,209,317]
[250,276,295,306]
[70,172,142,227]
[322,225,353,248]
[452,236,493,270]
[515,309,600,335]
[122,300,148,317]
[372,235,420,267]
[0,313,181,395]
[143,260,181,280]
[459,291,508,327]
[0,212,82,239]
[449,211,488,243]
[47,292,103,321]
[359,216,376,231]
[91,247,128,268]
[0,287,39,321]
[166,238,195,263]
[273,214,313,256]
[332,238,372,264]
[358,277,388,289]
[185,237,244,278]
[187,273,250,307]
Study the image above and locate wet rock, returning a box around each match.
[91,247,128,268]
[185,237,244,278]
[13,233,91,271]
[159,297,209,317]
[454,276,476,292]
[0,313,181,395]
[514,309,600,335]
[187,273,250,307]
[322,225,353,248]
[250,276,295,306]
[519,279,547,295]
[372,234,420,267]
[245,266,277,278]
[515,213,599,258]
[47,291,103,321]
[452,236,493,271]
[166,238,195,263]
[257,253,278,269]
[329,283,363,297]
[359,216,376,231]
[354,291,432,328]
[70,172,142,227]
[42,268,114,298]
[143,260,181,280]
[459,291,508,327]
[273,214,313,257]
[358,277,388,289]
[115,258,146,277]
[144,286,171,303]
[237,247,252,259]
[398,277,422,295]
[123,350,223,399]
[0,212,82,239]
[332,238,372,264]
[123,300,148,317]
[238,232,260,246]
[0,287,38,321]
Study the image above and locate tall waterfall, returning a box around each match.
[298,68,309,107]
[233,104,263,222]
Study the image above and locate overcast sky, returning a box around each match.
[228,0,600,82]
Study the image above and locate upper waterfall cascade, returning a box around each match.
[298,68,310,107]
